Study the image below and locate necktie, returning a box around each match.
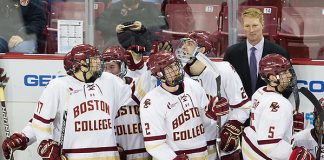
[250,47,257,93]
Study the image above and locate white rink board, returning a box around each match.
[0,57,323,160]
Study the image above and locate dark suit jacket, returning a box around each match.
[223,39,290,98]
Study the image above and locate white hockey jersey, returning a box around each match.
[32,72,134,159]
[140,77,209,160]
[188,61,251,159]
[115,105,151,160]
[242,86,293,160]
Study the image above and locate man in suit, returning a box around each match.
[223,8,290,98]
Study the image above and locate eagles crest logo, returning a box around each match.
[270,102,280,112]
[143,99,151,108]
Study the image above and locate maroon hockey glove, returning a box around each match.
[293,111,304,133]
[2,132,29,159]
[205,97,229,120]
[124,47,144,71]
[173,154,189,160]
[38,139,66,160]
[289,146,315,160]
[220,120,243,152]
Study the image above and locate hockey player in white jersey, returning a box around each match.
[175,30,251,160]
[140,50,220,160]
[291,97,324,159]
[1,53,75,160]
[31,44,135,160]
[102,45,151,160]
[241,53,312,160]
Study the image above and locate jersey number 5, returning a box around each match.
[268,126,275,138]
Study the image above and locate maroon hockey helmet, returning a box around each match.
[63,51,73,75]
[259,53,291,80]
[64,44,103,79]
[102,45,130,62]
[186,30,214,53]
[102,46,130,77]
[147,51,184,86]
[147,51,177,76]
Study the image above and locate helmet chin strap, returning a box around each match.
[187,46,200,66]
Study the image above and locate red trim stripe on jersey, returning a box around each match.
[124,148,147,154]
[33,114,54,124]
[207,139,216,146]
[63,146,118,153]
[242,132,271,160]
[230,98,250,108]
[143,135,166,141]
[175,146,207,155]
[257,139,281,145]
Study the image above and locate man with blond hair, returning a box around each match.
[223,7,290,98]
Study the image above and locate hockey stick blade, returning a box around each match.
[299,87,322,113]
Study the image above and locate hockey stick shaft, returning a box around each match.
[195,52,222,159]
[0,86,14,160]
[59,90,71,155]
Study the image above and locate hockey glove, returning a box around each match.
[38,139,67,160]
[320,97,324,107]
[289,146,315,160]
[205,97,229,120]
[220,120,243,152]
[173,154,189,160]
[124,47,144,71]
[2,132,29,159]
[293,111,304,133]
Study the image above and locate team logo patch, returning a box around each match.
[270,102,280,112]
[143,99,151,108]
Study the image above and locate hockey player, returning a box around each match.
[1,52,74,160]
[140,51,211,160]
[102,45,151,160]
[291,97,324,159]
[241,54,312,159]
[176,30,251,159]
[31,44,135,160]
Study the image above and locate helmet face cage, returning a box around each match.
[259,54,294,91]
[148,51,184,87]
[160,61,184,87]
[175,38,199,64]
[70,44,103,79]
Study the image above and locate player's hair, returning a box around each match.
[241,8,264,26]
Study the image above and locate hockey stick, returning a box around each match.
[59,89,71,156]
[291,68,300,112]
[299,87,323,160]
[195,52,222,159]
[0,71,13,160]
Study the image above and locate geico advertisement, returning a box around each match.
[0,59,66,102]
